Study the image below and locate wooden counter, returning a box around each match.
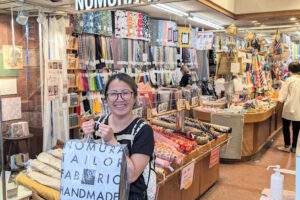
[157,137,229,200]
[193,105,282,160]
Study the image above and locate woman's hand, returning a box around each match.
[81,120,95,137]
[96,123,118,145]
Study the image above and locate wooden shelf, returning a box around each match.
[69,125,80,130]
[152,109,177,118]
[67,68,79,70]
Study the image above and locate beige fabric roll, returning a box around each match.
[29,159,61,180]
[48,148,63,159]
[27,171,60,190]
[37,152,62,171]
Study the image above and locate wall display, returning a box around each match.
[115,10,150,41]
[0,78,17,95]
[2,45,23,69]
[0,54,18,77]
[150,19,178,47]
[195,32,214,50]
[178,27,191,48]
[47,60,63,100]
[2,97,22,121]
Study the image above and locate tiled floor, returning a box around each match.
[200,132,296,200]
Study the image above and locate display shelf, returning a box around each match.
[67,68,79,70]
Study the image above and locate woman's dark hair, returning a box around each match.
[288,61,300,73]
[104,73,138,98]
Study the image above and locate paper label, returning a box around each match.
[143,53,148,62]
[191,96,198,106]
[180,161,195,190]
[209,147,220,168]
[231,63,240,74]
[177,99,186,110]
[133,107,143,118]
[158,102,168,113]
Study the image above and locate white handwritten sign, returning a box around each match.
[60,141,128,200]
[209,147,220,168]
[180,161,195,190]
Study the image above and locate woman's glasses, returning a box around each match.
[106,90,133,102]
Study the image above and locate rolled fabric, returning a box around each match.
[47,148,63,159]
[37,152,62,171]
[16,173,60,200]
[28,159,61,179]
[27,171,60,190]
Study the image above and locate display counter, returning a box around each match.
[193,105,282,160]
[157,136,230,200]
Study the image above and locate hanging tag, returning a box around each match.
[177,99,186,110]
[180,161,195,190]
[191,96,198,106]
[158,102,168,113]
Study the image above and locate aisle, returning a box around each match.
[200,132,296,200]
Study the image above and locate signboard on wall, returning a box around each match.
[75,0,154,11]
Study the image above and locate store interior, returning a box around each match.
[0,0,299,199]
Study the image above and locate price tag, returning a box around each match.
[177,99,186,110]
[158,102,168,113]
[143,53,148,62]
[209,147,220,168]
[191,97,198,106]
[180,161,195,190]
[185,100,191,110]
[133,107,143,118]
[231,62,240,74]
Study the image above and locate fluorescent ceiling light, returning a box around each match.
[290,17,297,21]
[151,4,188,17]
[251,20,258,23]
[188,17,223,30]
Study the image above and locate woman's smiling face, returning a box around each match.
[106,79,135,117]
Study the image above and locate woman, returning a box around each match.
[82,73,154,199]
[180,65,191,87]
[277,61,300,153]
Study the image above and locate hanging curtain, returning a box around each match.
[42,16,69,151]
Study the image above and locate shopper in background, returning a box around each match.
[82,73,154,200]
[277,61,300,153]
[180,65,191,87]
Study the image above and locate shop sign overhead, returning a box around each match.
[75,0,153,11]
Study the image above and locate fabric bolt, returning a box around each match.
[115,10,128,38]
[76,74,82,91]
[78,34,86,69]
[83,12,94,34]
[69,14,75,34]
[142,14,150,40]
[87,35,96,70]
[191,28,196,49]
[196,50,209,81]
[162,21,168,46]
[131,12,139,38]
[95,35,105,69]
[88,73,96,91]
[93,97,102,114]
[137,13,143,38]
[93,11,101,35]
[100,11,112,36]
[158,20,163,46]
[150,19,159,46]
[110,36,121,70]
[127,11,133,38]
[74,14,83,34]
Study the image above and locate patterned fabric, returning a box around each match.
[78,34,87,69]
[137,13,143,38]
[142,14,150,40]
[95,35,105,69]
[115,10,128,38]
[69,14,75,34]
[74,14,83,34]
[127,11,133,38]
[83,12,94,34]
[93,11,101,35]
[131,12,139,38]
[150,19,159,46]
[100,11,112,36]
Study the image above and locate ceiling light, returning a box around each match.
[16,4,29,26]
[290,17,297,21]
[254,22,261,25]
[151,4,188,17]
[251,20,258,23]
[188,17,223,30]
[295,22,300,25]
